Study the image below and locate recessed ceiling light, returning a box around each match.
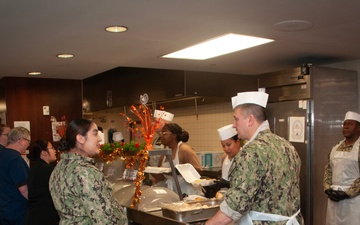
[105,26,128,33]
[28,71,41,76]
[57,53,74,59]
[273,20,313,32]
[162,33,274,60]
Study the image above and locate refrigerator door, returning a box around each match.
[266,100,311,224]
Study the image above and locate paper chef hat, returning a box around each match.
[153,109,174,122]
[217,124,238,141]
[344,111,360,123]
[231,91,269,109]
[113,131,124,142]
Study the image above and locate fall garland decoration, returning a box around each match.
[121,94,160,208]
[98,142,123,163]
[98,141,146,163]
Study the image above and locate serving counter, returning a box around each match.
[117,150,222,225]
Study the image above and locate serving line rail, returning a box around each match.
[127,207,189,225]
[127,207,206,225]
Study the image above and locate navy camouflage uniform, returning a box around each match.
[49,153,127,225]
[220,123,304,224]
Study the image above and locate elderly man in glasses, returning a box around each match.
[0,126,31,225]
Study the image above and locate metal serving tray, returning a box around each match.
[161,199,221,223]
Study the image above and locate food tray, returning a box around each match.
[144,166,172,174]
[175,163,200,183]
[191,178,215,187]
[175,163,214,186]
[161,199,221,222]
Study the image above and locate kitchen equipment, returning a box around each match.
[114,185,180,212]
[259,66,358,225]
[161,199,221,222]
[148,149,183,200]
[114,185,151,207]
[103,157,126,182]
[110,179,133,193]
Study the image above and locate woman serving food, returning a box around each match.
[152,123,203,196]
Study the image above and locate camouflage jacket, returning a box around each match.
[224,129,303,224]
[49,153,127,225]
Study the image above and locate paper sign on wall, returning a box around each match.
[14,121,30,131]
[52,121,66,142]
[289,116,305,143]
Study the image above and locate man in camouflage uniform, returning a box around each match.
[206,91,303,225]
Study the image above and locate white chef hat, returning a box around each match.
[344,111,360,123]
[153,109,174,122]
[112,131,124,142]
[217,124,238,141]
[231,91,269,109]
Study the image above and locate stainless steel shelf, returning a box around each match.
[147,149,183,200]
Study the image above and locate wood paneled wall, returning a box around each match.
[0,77,82,146]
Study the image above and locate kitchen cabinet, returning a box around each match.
[83,67,258,113]
[83,67,184,112]
[185,71,257,97]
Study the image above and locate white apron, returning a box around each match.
[162,142,202,195]
[325,138,360,225]
[222,156,233,181]
[235,209,301,225]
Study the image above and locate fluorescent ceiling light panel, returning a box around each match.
[162,33,274,60]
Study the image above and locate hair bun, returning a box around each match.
[58,138,69,151]
[181,130,189,142]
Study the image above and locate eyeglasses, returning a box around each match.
[1,134,9,136]
[161,132,172,136]
[22,137,31,144]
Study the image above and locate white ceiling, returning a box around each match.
[1,0,360,80]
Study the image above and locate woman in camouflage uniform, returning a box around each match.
[49,119,127,225]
